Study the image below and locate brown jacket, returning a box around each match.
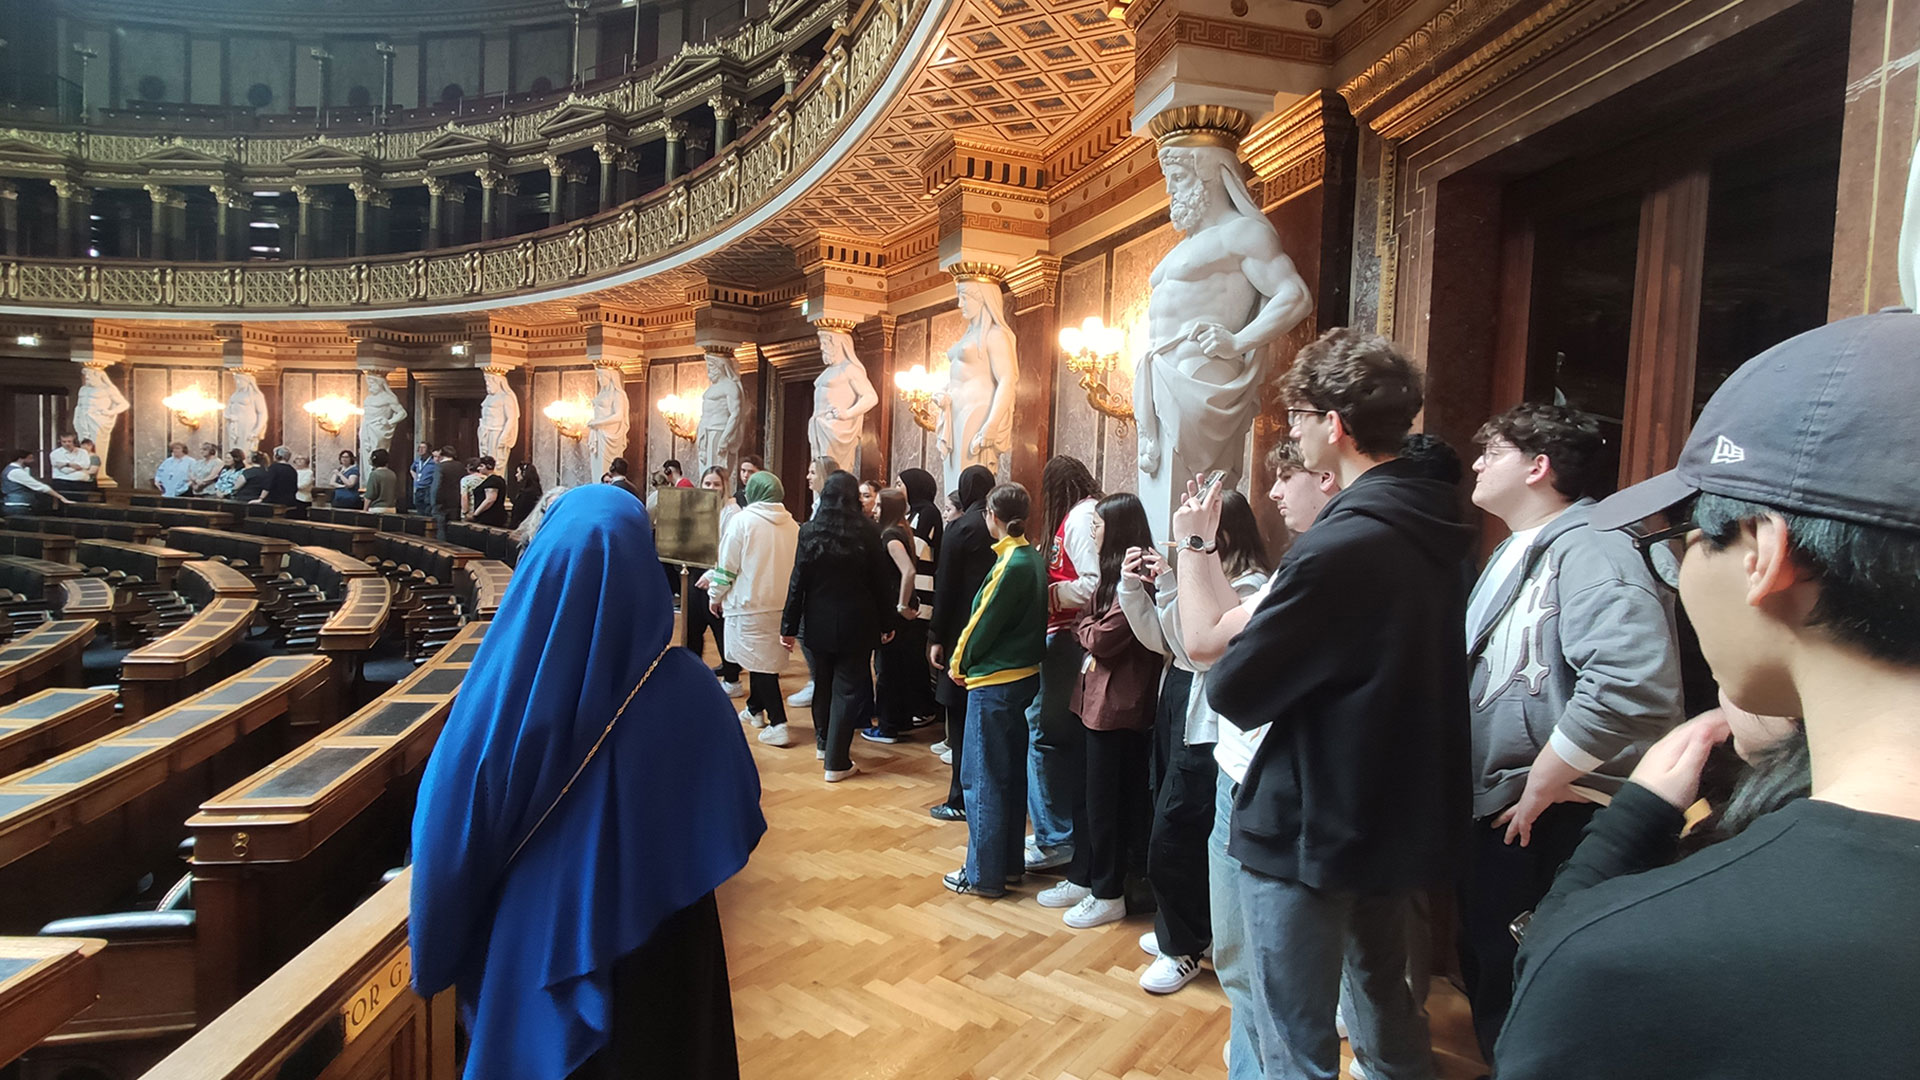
[1071,598,1160,732]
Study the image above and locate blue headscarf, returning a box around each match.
[409,484,765,1080]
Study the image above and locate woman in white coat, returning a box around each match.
[702,470,801,746]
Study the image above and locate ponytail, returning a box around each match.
[986,482,1032,538]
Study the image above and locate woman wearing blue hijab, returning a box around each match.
[410,484,766,1080]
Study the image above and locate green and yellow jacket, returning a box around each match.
[952,534,1048,689]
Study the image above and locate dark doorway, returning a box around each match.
[779,377,813,520]
[432,397,484,460]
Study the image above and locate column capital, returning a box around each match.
[708,94,739,120]
[476,167,503,189]
[665,119,689,142]
[543,153,566,177]
[289,182,322,206]
[424,175,450,198]
[50,178,88,202]
[348,180,383,203]
[0,179,17,200]
[592,140,621,164]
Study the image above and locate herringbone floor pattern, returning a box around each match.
[704,647,1487,1080]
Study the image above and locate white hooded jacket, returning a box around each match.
[707,500,798,617]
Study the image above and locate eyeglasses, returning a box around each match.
[1285,407,1330,427]
[1624,497,1698,589]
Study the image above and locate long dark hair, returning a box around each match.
[798,470,878,563]
[1681,726,1811,855]
[1215,490,1269,580]
[1091,492,1153,616]
[1040,456,1099,563]
[514,462,543,499]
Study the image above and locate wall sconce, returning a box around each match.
[162,386,224,430]
[657,394,701,441]
[303,394,365,434]
[1058,316,1133,423]
[893,364,941,432]
[544,397,592,439]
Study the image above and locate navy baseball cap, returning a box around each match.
[1593,308,1920,533]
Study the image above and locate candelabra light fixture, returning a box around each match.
[893,364,942,432]
[1058,316,1133,423]
[544,397,592,439]
[162,386,224,429]
[657,393,701,441]
[303,394,365,434]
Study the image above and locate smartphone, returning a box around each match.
[1198,469,1229,502]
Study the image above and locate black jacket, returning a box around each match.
[928,505,995,648]
[431,463,463,517]
[261,462,300,506]
[1208,457,1474,894]
[781,524,896,653]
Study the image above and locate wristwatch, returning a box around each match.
[1182,535,1217,554]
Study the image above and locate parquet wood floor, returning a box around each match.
[703,645,1488,1080]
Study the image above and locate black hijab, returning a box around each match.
[956,465,995,514]
[898,467,942,553]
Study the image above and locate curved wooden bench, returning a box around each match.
[63,503,236,530]
[178,560,260,606]
[74,539,196,592]
[4,516,162,545]
[0,936,106,1069]
[57,579,114,621]
[188,623,485,1015]
[164,527,295,577]
[0,620,97,704]
[0,689,119,776]
[245,519,378,561]
[0,530,75,566]
[288,545,376,584]
[463,559,513,620]
[0,655,332,934]
[118,598,259,721]
[318,578,391,656]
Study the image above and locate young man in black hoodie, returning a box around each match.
[1188,328,1471,1080]
[926,464,998,821]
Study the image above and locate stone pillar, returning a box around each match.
[425,176,449,249]
[594,141,619,212]
[617,149,641,204]
[210,185,249,261]
[710,94,738,150]
[444,184,467,246]
[476,169,502,241]
[1005,256,1060,489]
[664,120,687,185]
[685,134,711,174]
[291,183,319,259]
[71,348,129,489]
[544,155,568,228]
[777,55,800,98]
[144,184,174,259]
[498,176,519,237]
[349,181,383,257]
[0,181,17,256]
[51,179,88,258]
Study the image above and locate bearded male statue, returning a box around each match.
[1135,112,1313,539]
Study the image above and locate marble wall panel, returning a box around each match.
[1055,259,1106,486]
[890,318,931,486]
[557,369,597,488]
[645,367,676,482]
[529,370,561,492]
[129,364,225,493]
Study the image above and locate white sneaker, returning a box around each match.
[816,747,826,761]
[1024,843,1071,871]
[1139,930,1161,957]
[756,723,792,747]
[824,764,859,782]
[719,679,743,698]
[739,708,767,729]
[1062,895,1126,929]
[929,740,948,756]
[937,747,953,766]
[1138,952,1204,994]
[1036,881,1091,909]
[786,683,814,708]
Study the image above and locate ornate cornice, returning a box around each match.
[1134,13,1333,81]
[1339,0,1531,121]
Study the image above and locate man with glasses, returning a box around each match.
[1187,328,1473,1080]
[1495,310,1920,1077]
[1458,403,1683,1060]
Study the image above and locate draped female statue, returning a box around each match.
[696,350,746,481]
[359,373,409,467]
[225,372,269,456]
[586,366,630,480]
[937,279,1017,484]
[72,366,129,485]
[478,371,521,464]
[807,328,878,474]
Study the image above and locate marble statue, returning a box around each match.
[586,365,630,480]
[358,373,408,467]
[695,351,746,481]
[936,280,1017,486]
[72,366,129,486]
[808,328,878,474]
[225,371,270,456]
[478,371,520,464]
[1135,138,1312,538]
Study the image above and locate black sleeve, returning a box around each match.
[929,522,967,646]
[869,533,899,633]
[780,546,810,639]
[1531,782,1685,931]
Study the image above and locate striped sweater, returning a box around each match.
[951,533,1048,689]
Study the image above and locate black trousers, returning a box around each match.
[1146,667,1214,958]
[875,620,935,735]
[567,891,739,1080]
[1457,799,1599,1059]
[1071,725,1152,900]
[808,646,874,772]
[938,669,967,810]
[685,581,740,680]
[745,670,787,728]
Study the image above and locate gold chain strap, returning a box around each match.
[504,642,673,868]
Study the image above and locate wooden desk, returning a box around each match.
[57,579,114,621]
[178,560,260,602]
[0,936,106,1067]
[247,519,377,561]
[0,620,98,703]
[189,624,484,1014]
[139,873,454,1080]
[0,555,82,614]
[318,578,390,655]
[5,516,162,545]
[289,545,376,582]
[0,688,119,775]
[118,598,259,720]
[463,559,513,619]
[73,539,195,591]
[0,530,76,565]
[65,504,236,530]
[164,527,294,576]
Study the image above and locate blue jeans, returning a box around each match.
[961,675,1040,891]
[1024,631,1085,851]
[1210,770,1263,1080]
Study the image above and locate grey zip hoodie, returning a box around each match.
[1467,499,1684,818]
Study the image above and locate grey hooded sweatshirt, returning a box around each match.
[1466,498,1684,818]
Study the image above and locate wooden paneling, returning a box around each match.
[1620,170,1710,486]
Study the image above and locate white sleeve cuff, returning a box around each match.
[1549,728,1606,774]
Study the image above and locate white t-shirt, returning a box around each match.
[49,446,90,482]
[1213,574,1279,784]
[1465,523,1545,646]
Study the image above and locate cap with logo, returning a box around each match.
[1592,308,1920,533]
